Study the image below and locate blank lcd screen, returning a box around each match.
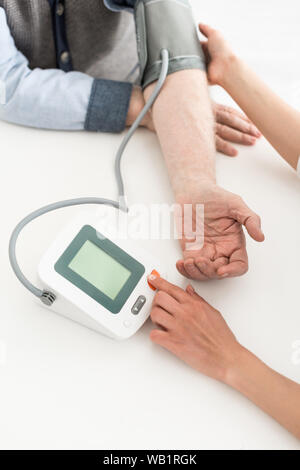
[68,240,131,300]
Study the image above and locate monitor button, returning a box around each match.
[123,320,132,328]
[147,270,161,290]
[131,295,146,315]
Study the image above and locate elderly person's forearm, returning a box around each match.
[143,69,216,199]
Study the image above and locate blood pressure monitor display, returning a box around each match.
[68,240,131,301]
[54,225,145,314]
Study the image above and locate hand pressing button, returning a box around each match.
[147,270,161,290]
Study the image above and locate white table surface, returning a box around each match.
[1,0,300,450]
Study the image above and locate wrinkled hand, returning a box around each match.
[148,275,241,382]
[126,86,155,131]
[213,102,261,156]
[176,184,265,280]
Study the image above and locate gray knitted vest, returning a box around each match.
[0,0,138,81]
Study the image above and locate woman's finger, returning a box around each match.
[153,291,182,316]
[200,41,210,63]
[215,109,260,137]
[150,329,178,355]
[185,285,207,303]
[216,123,257,146]
[215,103,252,122]
[215,135,238,157]
[198,23,215,38]
[150,306,176,330]
[147,274,186,302]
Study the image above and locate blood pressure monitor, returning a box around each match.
[38,211,162,340]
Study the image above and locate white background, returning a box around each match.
[1,0,300,450]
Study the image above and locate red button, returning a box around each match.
[147,269,161,290]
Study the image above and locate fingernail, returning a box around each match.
[221,273,229,278]
[188,284,195,293]
[148,274,157,281]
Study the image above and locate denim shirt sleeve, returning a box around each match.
[0,7,132,133]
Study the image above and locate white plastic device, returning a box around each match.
[38,210,163,340]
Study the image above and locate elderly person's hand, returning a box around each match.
[176,183,264,280]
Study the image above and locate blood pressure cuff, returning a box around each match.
[134,0,206,89]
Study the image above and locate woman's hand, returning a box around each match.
[148,275,300,439]
[200,24,300,169]
[213,102,261,156]
[199,23,236,87]
[148,275,242,382]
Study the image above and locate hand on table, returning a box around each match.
[176,184,265,281]
[148,275,241,382]
[148,275,300,439]
[213,102,261,156]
